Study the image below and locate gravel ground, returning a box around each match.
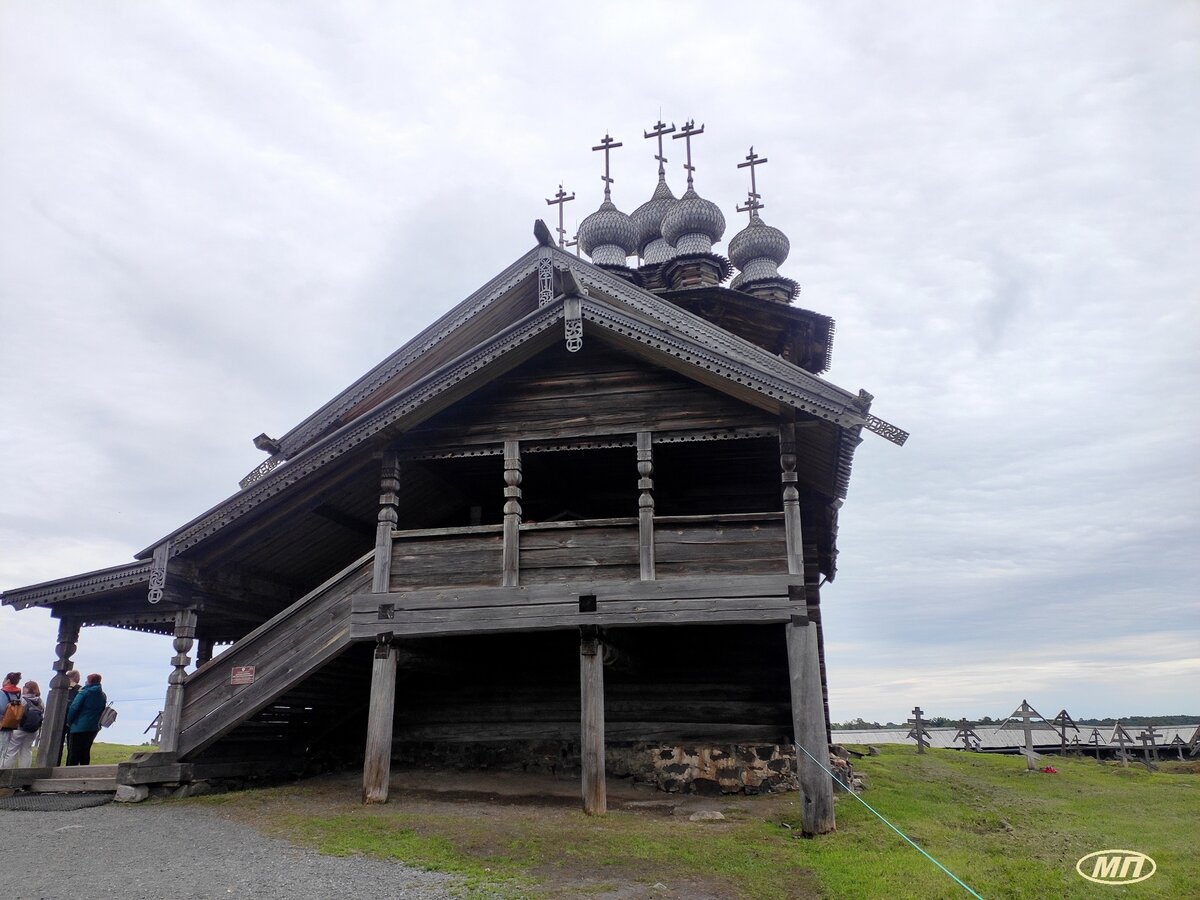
[3,801,460,900]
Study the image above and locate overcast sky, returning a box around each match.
[2,2,1197,745]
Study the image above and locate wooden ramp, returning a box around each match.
[174,551,374,760]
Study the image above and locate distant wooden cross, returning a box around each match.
[545,184,576,248]
[1002,699,1047,770]
[736,146,768,219]
[1086,727,1104,762]
[1051,709,1080,754]
[672,119,705,190]
[643,118,676,178]
[1170,734,1187,761]
[592,133,623,201]
[907,706,932,754]
[953,718,980,751]
[1111,721,1134,767]
[1187,723,1200,758]
[1136,725,1161,769]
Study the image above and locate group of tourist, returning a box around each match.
[1,670,108,768]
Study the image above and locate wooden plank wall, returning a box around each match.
[404,340,778,448]
[390,531,504,591]
[518,522,640,584]
[654,516,787,579]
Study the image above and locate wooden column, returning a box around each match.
[780,421,834,834]
[502,440,522,587]
[636,431,655,580]
[362,634,398,804]
[787,615,835,834]
[580,625,607,815]
[37,616,79,767]
[196,638,215,667]
[374,451,401,593]
[158,607,198,754]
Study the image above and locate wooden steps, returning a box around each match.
[27,765,118,793]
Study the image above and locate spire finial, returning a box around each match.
[644,119,676,180]
[592,133,623,201]
[736,146,768,220]
[545,184,576,247]
[672,119,705,189]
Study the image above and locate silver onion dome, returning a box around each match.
[728,212,790,285]
[630,178,679,264]
[578,198,638,267]
[661,186,726,255]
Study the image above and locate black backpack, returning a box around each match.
[19,700,43,733]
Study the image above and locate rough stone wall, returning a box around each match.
[608,743,798,795]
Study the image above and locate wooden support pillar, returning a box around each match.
[502,440,522,587]
[636,431,655,580]
[787,615,835,835]
[158,607,198,754]
[363,633,398,804]
[779,422,804,576]
[37,616,79,767]
[196,638,214,667]
[580,625,607,815]
[374,451,401,593]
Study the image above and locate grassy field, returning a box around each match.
[84,741,147,765]
[185,746,1198,898]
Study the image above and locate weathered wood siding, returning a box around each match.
[518,520,640,584]
[403,340,779,448]
[654,514,787,579]
[389,528,504,591]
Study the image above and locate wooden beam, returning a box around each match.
[502,440,522,586]
[159,608,198,754]
[779,422,805,580]
[580,627,606,815]
[37,617,79,767]
[787,616,835,835]
[637,431,655,580]
[363,635,398,804]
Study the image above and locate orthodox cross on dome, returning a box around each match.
[592,133,623,201]
[736,146,768,219]
[644,118,676,178]
[672,119,705,189]
[545,184,576,248]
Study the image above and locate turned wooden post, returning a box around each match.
[374,451,401,593]
[38,616,79,767]
[779,422,804,575]
[636,431,655,580]
[580,625,606,815]
[787,615,835,834]
[158,607,198,754]
[195,638,214,667]
[502,440,522,586]
[363,633,398,803]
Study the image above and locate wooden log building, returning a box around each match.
[1,135,905,833]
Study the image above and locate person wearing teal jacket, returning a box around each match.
[65,673,106,766]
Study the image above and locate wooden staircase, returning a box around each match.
[174,551,373,759]
[0,764,118,794]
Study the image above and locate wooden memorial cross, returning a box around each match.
[1187,724,1200,758]
[1086,727,1104,761]
[1110,721,1134,768]
[1169,734,1187,761]
[672,119,705,190]
[953,718,980,751]
[544,184,575,248]
[736,146,768,219]
[1002,699,1047,770]
[907,706,932,754]
[592,133,623,201]
[1051,709,1080,754]
[1136,725,1161,768]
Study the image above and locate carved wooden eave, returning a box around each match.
[0,560,154,611]
[119,242,901,564]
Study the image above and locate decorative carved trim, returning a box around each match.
[2,561,154,610]
[239,455,285,490]
[564,294,583,352]
[864,414,909,446]
[147,541,171,605]
[169,304,563,554]
[537,247,554,306]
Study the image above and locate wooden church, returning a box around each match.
[2,123,905,833]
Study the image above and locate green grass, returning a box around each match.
[87,742,146,764]
[191,747,1199,899]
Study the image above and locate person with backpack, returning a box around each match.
[0,672,22,763]
[1,680,44,769]
[65,673,106,766]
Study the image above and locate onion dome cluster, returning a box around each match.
[661,186,726,255]
[630,178,678,264]
[578,198,638,267]
[728,212,790,288]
